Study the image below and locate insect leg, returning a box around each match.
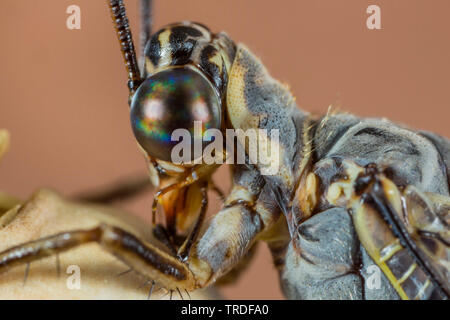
[186,166,282,287]
[107,0,142,97]
[151,164,220,224]
[152,224,178,255]
[177,182,208,261]
[0,197,259,291]
[0,166,279,291]
[0,223,196,290]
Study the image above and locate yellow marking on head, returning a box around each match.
[208,52,223,73]
[158,29,174,68]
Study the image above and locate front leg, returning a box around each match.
[0,223,195,290]
[0,166,278,292]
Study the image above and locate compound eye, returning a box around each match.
[130,67,221,162]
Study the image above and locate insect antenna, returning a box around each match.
[140,0,153,72]
[107,0,143,96]
[184,289,192,300]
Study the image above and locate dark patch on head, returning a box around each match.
[200,45,226,94]
[169,26,203,66]
[146,28,165,67]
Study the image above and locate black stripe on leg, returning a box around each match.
[106,226,187,281]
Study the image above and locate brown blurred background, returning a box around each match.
[1,0,449,299]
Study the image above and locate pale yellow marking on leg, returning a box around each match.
[397,263,417,285]
[379,239,403,263]
[353,200,410,300]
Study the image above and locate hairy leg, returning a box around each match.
[0,166,279,291]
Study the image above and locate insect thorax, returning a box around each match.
[144,22,236,98]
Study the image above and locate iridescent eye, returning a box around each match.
[130,67,221,162]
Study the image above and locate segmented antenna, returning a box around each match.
[107,0,142,96]
[140,0,153,66]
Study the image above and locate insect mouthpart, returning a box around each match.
[130,66,222,162]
